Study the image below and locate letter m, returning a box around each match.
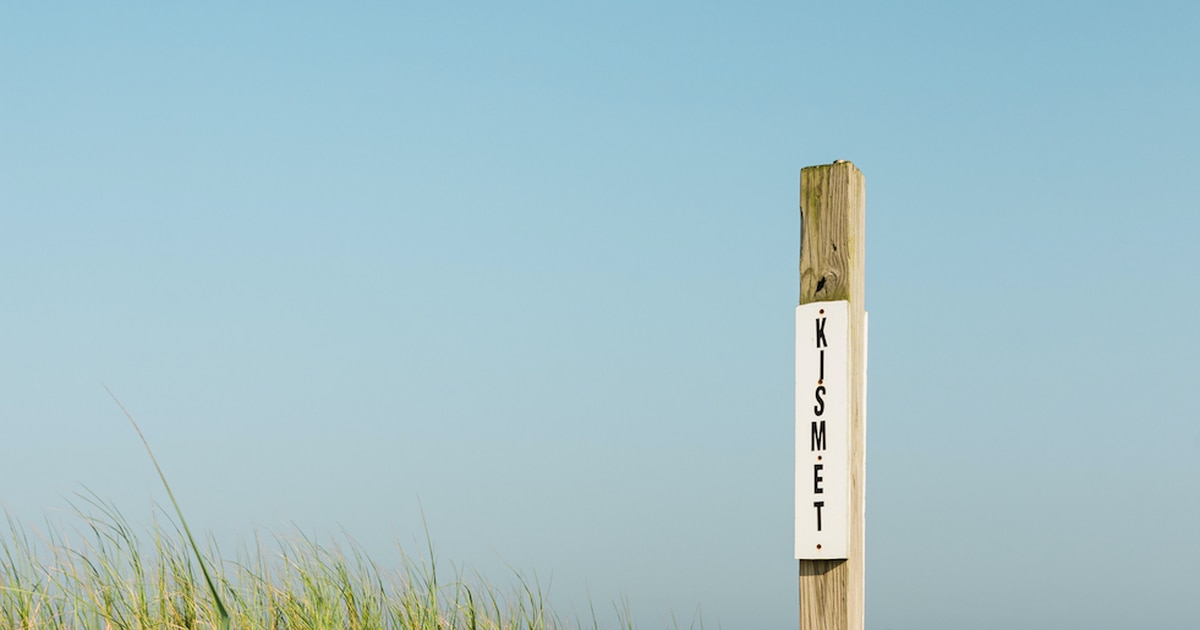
[811,420,826,451]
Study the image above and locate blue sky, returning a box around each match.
[3,2,1198,628]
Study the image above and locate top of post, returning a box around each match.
[799,161,865,305]
[801,159,859,174]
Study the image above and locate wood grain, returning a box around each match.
[799,162,866,630]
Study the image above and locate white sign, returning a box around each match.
[795,300,850,559]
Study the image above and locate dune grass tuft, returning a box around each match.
[0,496,629,629]
[0,392,675,629]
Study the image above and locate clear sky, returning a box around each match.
[3,2,1198,628]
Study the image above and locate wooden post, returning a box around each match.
[798,161,866,630]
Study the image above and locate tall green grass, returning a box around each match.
[0,495,626,629]
[0,392,681,629]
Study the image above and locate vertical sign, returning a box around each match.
[795,300,850,559]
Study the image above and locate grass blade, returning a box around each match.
[103,386,231,630]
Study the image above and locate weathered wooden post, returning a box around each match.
[796,161,866,630]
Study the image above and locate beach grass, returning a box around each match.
[0,495,625,629]
[0,393,668,629]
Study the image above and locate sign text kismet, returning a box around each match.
[795,300,849,559]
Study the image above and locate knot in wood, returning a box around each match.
[816,271,839,295]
